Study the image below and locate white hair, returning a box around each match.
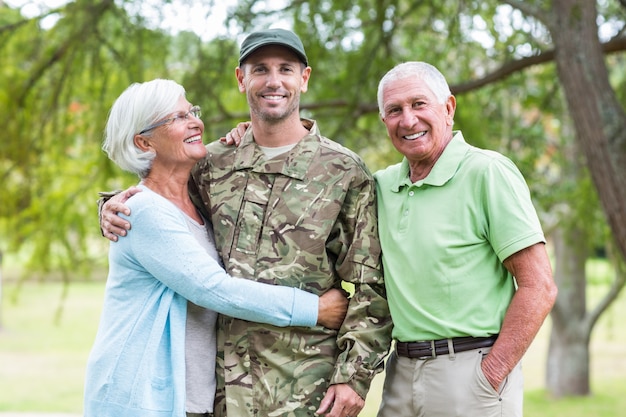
[377,62,451,117]
[103,79,185,178]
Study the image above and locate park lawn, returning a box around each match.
[0,278,625,416]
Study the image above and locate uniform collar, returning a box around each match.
[232,119,320,180]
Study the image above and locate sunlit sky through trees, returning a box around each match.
[4,0,248,40]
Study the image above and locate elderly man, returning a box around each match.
[374,61,557,417]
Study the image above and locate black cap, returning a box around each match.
[239,28,308,66]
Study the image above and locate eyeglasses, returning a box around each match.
[138,105,202,135]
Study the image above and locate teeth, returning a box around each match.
[404,131,426,140]
[264,95,283,100]
[184,135,201,143]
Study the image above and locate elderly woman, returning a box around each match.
[84,79,347,417]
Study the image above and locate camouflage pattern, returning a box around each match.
[189,119,392,417]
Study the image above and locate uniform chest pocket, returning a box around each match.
[234,186,269,255]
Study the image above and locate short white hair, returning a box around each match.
[377,62,451,117]
[103,79,185,178]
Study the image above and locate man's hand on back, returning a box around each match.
[99,186,142,241]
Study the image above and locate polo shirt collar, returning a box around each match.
[393,130,467,190]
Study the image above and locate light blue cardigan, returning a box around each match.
[84,186,318,417]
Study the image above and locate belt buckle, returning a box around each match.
[416,340,437,359]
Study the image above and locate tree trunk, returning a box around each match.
[550,0,626,260]
[547,227,591,397]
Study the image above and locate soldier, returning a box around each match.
[100,29,392,417]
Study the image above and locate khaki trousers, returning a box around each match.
[377,346,523,417]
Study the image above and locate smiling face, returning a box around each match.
[135,95,206,173]
[381,76,456,179]
[236,45,311,125]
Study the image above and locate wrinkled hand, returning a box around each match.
[317,288,349,329]
[480,352,504,392]
[219,121,251,146]
[100,186,141,242]
[316,384,364,417]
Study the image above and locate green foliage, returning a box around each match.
[586,257,617,286]
[180,35,249,140]
[0,1,186,277]
[0,0,624,282]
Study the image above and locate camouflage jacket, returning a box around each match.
[189,119,392,416]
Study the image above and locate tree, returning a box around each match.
[0,0,215,279]
[499,0,626,396]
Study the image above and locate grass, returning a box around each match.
[524,387,626,417]
[1,270,625,416]
[0,280,102,413]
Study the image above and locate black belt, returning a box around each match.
[396,335,498,359]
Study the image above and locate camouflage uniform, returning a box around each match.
[189,119,392,417]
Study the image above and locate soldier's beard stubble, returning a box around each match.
[248,91,302,124]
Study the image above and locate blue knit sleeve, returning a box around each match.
[117,189,318,327]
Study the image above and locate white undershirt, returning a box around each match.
[184,214,220,413]
[258,143,297,159]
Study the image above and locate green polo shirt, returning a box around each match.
[374,131,545,342]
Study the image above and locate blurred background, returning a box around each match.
[1,0,625,415]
